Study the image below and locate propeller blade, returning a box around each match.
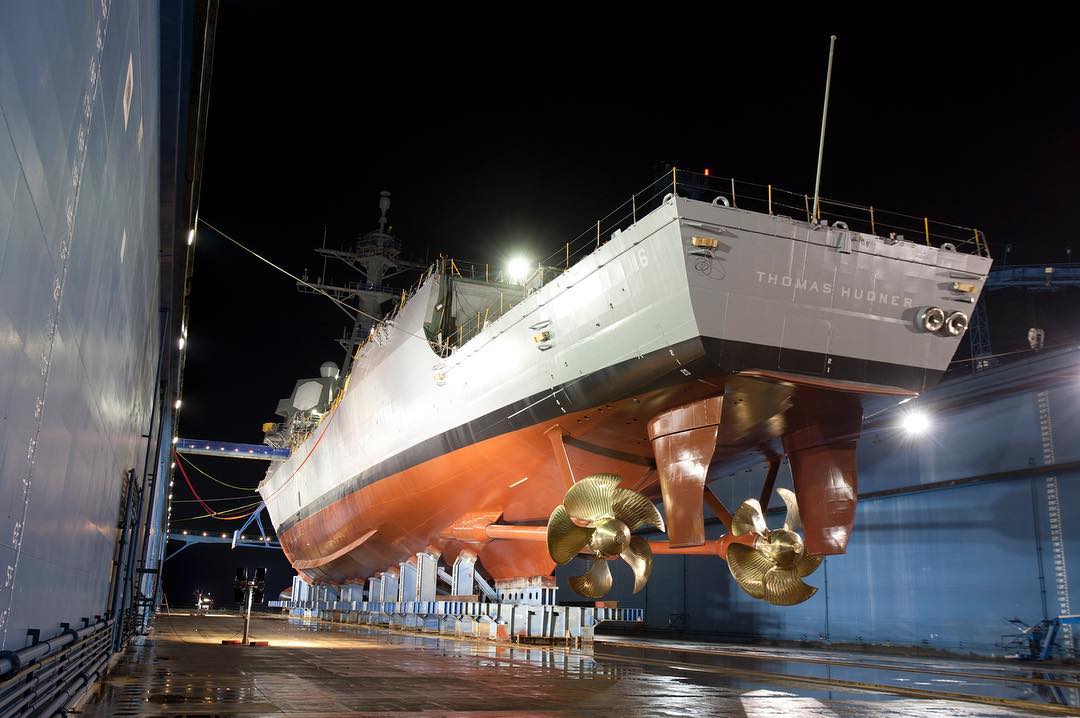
[726,543,772,600]
[611,488,665,533]
[547,505,593,564]
[570,556,613,598]
[564,475,622,522]
[762,566,817,606]
[794,551,823,578]
[776,487,802,532]
[731,498,768,537]
[620,536,653,594]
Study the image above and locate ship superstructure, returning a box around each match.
[260,170,991,606]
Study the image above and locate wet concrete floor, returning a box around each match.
[80,613,1075,716]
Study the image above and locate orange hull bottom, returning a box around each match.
[278,362,885,585]
[279,377,724,584]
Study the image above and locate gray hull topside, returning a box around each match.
[260,193,990,531]
[678,196,991,382]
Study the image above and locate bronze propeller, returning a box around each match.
[726,488,823,606]
[546,474,665,598]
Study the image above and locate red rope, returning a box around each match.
[260,401,342,505]
[172,449,257,521]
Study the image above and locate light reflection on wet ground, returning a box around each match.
[82,613,1070,716]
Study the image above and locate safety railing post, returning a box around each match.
[924,217,931,246]
[731,178,737,208]
[869,206,876,235]
[632,193,637,222]
[596,220,600,249]
[672,166,677,196]
[767,184,773,215]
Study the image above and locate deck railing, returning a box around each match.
[286,170,989,449]
[671,169,989,257]
[431,169,990,358]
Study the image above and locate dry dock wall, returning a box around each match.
[0,1,164,650]
[557,348,1080,657]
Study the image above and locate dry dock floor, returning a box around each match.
[80,612,1079,717]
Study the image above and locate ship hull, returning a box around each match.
[275,334,936,584]
[261,194,990,585]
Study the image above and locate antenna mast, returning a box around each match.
[812,35,837,222]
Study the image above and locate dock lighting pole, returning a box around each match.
[241,584,253,644]
[231,567,267,646]
[812,35,837,222]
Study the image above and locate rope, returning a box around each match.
[197,219,357,320]
[259,398,342,505]
[173,450,260,521]
[175,452,258,492]
[197,219,439,348]
[168,501,265,522]
[171,495,261,503]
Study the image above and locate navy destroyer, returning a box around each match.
[259,170,990,607]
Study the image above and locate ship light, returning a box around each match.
[178,336,185,350]
[899,408,931,436]
[175,399,182,410]
[507,257,532,285]
[951,281,977,293]
[172,437,178,444]
[187,228,195,246]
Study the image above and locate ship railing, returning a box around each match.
[429,168,989,357]
[530,168,990,277]
[290,169,988,447]
[671,168,990,257]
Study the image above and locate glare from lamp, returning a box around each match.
[174,399,182,410]
[178,337,186,350]
[506,257,532,285]
[187,228,195,246]
[899,409,931,436]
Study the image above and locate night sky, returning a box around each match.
[163,15,1080,606]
